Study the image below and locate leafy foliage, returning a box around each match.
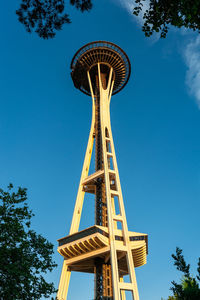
[16,0,200,39]
[133,0,200,38]
[166,247,200,300]
[171,247,190,277]
[16,0,92,39]
[197,257,200,281]
[0,184,57,299]
[70,0,92,12]
[16,0,71,39]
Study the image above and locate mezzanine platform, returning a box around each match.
[58,225,148,276]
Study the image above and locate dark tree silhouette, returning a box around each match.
[133,0,200,38]
[0,184,57,299]
[16,0,92,39]
[16,0,200,39]
[166,247,200,300]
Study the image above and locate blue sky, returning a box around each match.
[1,1,200,299]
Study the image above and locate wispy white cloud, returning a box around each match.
[114,0,200,108]
[183,35,200,108]
[117,0,149,25]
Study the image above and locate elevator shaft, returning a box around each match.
[95,73,113,300]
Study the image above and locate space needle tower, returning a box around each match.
[57,41,148,300]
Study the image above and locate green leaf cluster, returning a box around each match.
[133,0,200,38]
[0,184,57,299]
[16,0,92,39]
[165,247,200,300]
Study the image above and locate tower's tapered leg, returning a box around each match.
[97,63,140,300]
[56,92,95,300]
[57,263,71,300]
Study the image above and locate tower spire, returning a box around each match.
[57,41,148,300]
